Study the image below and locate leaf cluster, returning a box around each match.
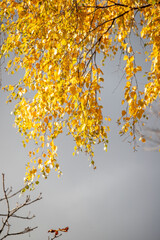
[0,0,160,185]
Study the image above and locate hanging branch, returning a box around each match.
[0,173,42,240]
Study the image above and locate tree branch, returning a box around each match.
[0,173,42,240]
[0,226,38,240]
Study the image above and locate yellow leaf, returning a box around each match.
[36,148,40,153]
[127,46,132,53]
[38,158,42,164]
[73,58,77,64]
[130,56,134,62]
[122,110,126,116]
[123,55,128,60]
[136,66,142,71]
[61,39,67,45]
[8,85,14,91]
[141,138,146,143]
[46,167,50,174]
[7,60,12,68]
[31,85,35,91]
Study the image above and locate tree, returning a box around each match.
[0,0,159,187]
[0,173,42,239]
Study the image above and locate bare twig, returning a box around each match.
[0,213,35,220]
[48,233,62,240]
[0,173,42,240]
[0,184,29,202]
[0,226,38,240]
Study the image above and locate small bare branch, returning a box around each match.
[0,185,29,202]
[0,213,35,220]
[0,226,38,240]
[48,233,62,240]
[0,173,42,240]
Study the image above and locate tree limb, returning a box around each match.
[0,173,42,240]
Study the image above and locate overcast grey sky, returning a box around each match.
[0,45,160,240]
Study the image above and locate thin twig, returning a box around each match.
[0,174,42,240]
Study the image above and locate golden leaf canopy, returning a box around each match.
[0,0,159,187]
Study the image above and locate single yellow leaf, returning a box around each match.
[123,55,128,60]
[38,158,42,164]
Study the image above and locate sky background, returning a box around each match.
[0,42,160,240]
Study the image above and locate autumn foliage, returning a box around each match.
[0,0,160,187]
